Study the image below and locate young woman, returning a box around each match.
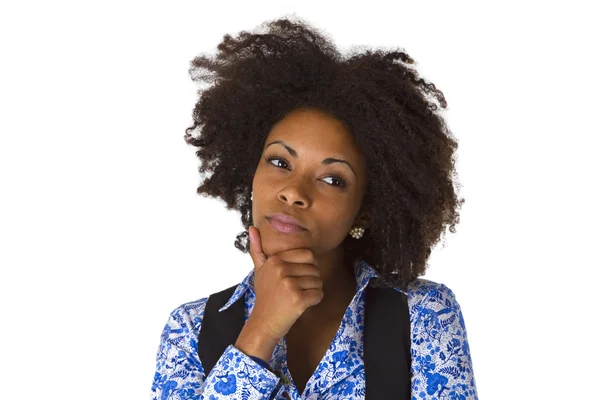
[150,16,478,400]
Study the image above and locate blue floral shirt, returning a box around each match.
[150,259,478,399]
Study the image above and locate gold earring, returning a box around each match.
[349,225,365,239]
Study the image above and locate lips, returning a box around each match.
[267,214,307,233]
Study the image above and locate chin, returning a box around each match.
[261,230,311,254]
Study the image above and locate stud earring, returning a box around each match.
[250,192,253,201]
[349,225,365,239]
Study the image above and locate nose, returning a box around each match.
[277,186,310,208]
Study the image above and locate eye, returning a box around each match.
[265,156,289,170]
[264,155,348,189]
[322,175,347,188]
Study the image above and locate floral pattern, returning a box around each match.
[150,259,478,399]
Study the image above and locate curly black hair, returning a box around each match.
[183,15,465,291]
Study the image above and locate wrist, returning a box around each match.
[235,320,279,361]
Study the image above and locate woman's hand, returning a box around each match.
[246,225,324,342]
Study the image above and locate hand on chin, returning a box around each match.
[259,226,312,256]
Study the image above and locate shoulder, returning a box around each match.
[162,281,243,343]
[160,296,209,349]
[404,277,459,305]
[398,278,469,337]
[152,295,224,399]
[399,279,479,398]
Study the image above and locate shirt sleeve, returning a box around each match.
[410,284,479,399]
[150,304,283,399]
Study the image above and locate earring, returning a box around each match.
[349,225,365,239]
[250,191,253,201]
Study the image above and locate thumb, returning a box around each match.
[248,225,267,269]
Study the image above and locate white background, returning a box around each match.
[1,1,598,399]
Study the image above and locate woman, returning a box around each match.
[151,16,478,400]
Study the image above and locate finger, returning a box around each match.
[289,275,323,290]
[249,226,267,269]
[283,263,322,279]
[277,248,318,267]
[302,288,325,307]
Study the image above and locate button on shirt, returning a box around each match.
[150,259,479,399]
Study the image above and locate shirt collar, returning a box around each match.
[218,258,403,312]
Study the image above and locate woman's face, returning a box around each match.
[251,107,368,257]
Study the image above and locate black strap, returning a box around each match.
[197,283,244,376]
[363,281,411,398]
[198,282,411,399]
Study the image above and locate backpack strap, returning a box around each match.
[364,281,411,399]
[198,282,411,399]
[197,283,244,376]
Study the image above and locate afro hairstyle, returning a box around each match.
[183,15,465,291]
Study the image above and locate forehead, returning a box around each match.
[265,108,362,157]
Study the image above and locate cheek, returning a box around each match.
[252,165,272,192]
[317,204,354,236]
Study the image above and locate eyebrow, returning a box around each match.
[265,140,357,177]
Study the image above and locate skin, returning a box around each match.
[251,106,372,329]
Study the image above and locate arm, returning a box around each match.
[410,284,479,399]
[150,302,283,399]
